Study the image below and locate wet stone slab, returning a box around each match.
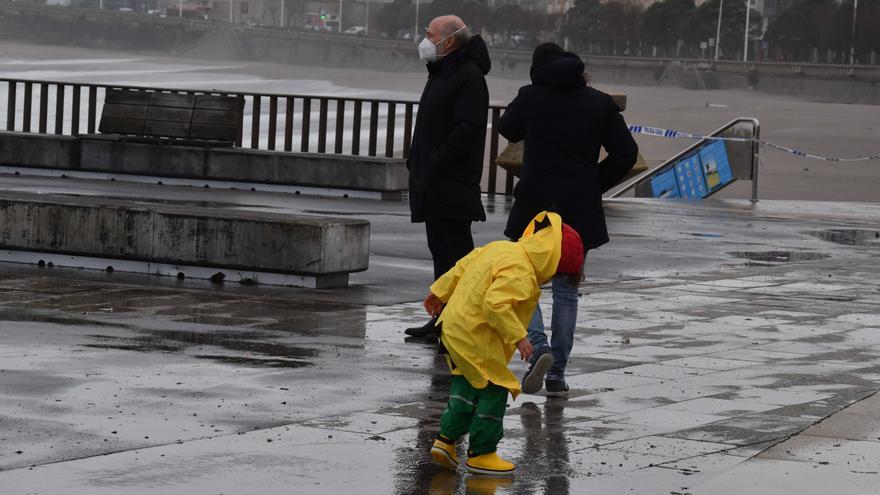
[0,198,879,493]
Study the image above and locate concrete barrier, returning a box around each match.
[0,132,408,200]
[0,190,370,288]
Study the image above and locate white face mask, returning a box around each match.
[418,36,439,62]
[418,25,466,63]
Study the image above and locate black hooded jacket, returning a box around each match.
[499,51,638,250]
[407,35,491,223]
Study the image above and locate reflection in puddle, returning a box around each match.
[808,229,880,247]
[191,354,311,368]
[729,251,830,264]
[80,329,319,368]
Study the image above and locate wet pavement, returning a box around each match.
[1,175,880,494]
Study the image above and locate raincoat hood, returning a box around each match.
[517,211,563,284]
[530,52,586,90]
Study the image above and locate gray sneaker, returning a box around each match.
[521,347,554,394]
[544,378,569,397]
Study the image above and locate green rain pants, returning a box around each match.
[439,375,508,457]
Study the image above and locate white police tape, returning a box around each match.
[627,125,754,143]
[627,124,880,162]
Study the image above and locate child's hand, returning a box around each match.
[423,292,444,318]
[516,338,533,362]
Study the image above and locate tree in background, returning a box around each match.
[563,0,606,53]
[679,0,760,59]
[599,0,644,55]
[460,0,491,34]
[765,0,835,61]
[641,0,695,57]
[376,0,415,37]
[489,4,529,45]
[829,0,880,63]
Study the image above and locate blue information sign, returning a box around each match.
[649,140,734,199]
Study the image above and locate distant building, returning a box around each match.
[201,0,382,30]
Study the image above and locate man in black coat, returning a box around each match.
[404,15,491,340]
[499,43,638,395]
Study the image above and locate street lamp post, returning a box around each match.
[229,0,233,22]
[714,0,724,60]
[338,0,343,32]
[365,0,370,34]
[849,0,859,65]
[415,0,419,41]
[743,0,750,61]
[280,0,284,28]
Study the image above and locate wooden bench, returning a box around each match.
[97,89,245,147]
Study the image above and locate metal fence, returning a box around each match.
[0,77,514,195]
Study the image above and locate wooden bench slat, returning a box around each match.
[100,104,149,120]
[104,91,150,105]
[144,121,190,138]
[189,123,239,141]
[195,95,244,111]
[191,109,241,124]
[146,107,193,123]
[149,93,196,108]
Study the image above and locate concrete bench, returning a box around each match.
[0,191,369,288]
[0,132,408,200]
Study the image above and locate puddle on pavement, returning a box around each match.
[729,251,830,265]
[191,355,311,368]
[81,329,319,368]
[807,229,880,247]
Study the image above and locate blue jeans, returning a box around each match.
[527,274,579,380]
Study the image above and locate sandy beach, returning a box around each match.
[1,40,877,202]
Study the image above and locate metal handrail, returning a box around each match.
[608,117,761,201]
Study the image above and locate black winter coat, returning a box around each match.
[499,52,638,250]
[407,35,491,223]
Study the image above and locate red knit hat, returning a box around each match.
[557,223,585,275]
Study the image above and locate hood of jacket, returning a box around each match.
[427,34,491,76]
[530,52,585,90]
[517,211,562,284]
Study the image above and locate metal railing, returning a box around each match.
[608,118,761,202]
[0,78,514,195]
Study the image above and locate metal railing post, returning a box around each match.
[751,120,761,203]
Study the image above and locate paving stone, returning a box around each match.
[660,356,763,371]
[608,363,718,379]
[602,435,734,458]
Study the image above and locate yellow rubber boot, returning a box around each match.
[430,439,460,470]
[465,452,515,476]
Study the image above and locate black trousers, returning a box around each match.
[425,218,474,281]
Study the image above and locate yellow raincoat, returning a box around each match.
[430,211,563,399]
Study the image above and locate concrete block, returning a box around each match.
[80,138,207,177]
[207,149,408,192]
[1,133,406,197]
[0,191,369,287]
[0,132,79,169]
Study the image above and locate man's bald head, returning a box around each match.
[426,15,471,58]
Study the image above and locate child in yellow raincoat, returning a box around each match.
[424,211,585,475]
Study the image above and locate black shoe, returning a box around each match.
[545,377,569,397]
[404,318,438,338]
[521,347,554,395]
